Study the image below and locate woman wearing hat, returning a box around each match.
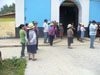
[26,23,37,61]
[59,23,64,39]
[67,24,74,49]
[19,24,26,58]
[49,23,55,46]
[80,23,86,42]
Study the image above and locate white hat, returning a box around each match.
[50,23,54,26]
[27,23,35,29]
[59,23,63,25]
[80,23,84,26]
[67,24,72,28]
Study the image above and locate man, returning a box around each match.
[89,21,98,48]
[33,21,39,50]
[43,19,49,43]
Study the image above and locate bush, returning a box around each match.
[0,57,27,75]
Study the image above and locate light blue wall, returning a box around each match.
[24,0,51,27]
[89,1,100,22]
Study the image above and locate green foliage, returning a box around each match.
[0,57,27,75]
[0,3,15,15]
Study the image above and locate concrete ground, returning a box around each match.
[0,38,100,75]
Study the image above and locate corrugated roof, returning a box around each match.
[0,12,15,17]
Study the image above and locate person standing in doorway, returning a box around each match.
[77,23,81,41]
[43,19,49,43]
[49,23,55,46]
[59,23,64,39]
[33,21,39,50]
[89,21,98,48]
[67,24,74,49]
[19,24,26,58]
[80,23,86,42]
[26,23,37,61]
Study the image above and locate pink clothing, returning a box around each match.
[25,26,28,32]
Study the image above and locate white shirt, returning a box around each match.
[81,27,85,32]
[43,22,49,32]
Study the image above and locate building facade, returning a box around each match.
[16,0,100,36]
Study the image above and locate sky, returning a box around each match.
[0,0,15,9]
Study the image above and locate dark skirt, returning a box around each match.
[27,44,37,53]
[68,37,73,44]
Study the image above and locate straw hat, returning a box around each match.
[27,23,35,29]
[50,23,54,26]
[59,23,63,25]
[80,23,84,26]
[67,24,72,28]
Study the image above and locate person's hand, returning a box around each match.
[28,40,30,44]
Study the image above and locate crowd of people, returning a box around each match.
[19,19,99,60]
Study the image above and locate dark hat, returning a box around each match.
[92,20,96,23]
[44,19,48,22]
[19,24,24,29]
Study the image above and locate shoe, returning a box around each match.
[21,56,25,58]
[29,58,32,60]
[32,58,37,61]
[90,47,95,49]
[68,47,72,49]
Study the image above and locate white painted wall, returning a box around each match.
[80,0,90,27]
[15,0,24,27]
[51,0,61,22]
[51,0,90,27]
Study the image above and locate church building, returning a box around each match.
[16,0,100,36]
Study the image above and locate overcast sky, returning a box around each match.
[0,0,15,9]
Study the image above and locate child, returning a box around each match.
[67,24,74,49]
[19,24,26,58]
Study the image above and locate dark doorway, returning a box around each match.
[60,1,78,36]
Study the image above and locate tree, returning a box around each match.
[0,3,15,15]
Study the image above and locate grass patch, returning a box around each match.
[0,57,27,75]
[0,18,15,22]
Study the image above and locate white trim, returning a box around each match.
[51,0,89,27]
[15,0,24,27]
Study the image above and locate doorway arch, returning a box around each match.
[60,0,79,35]
[51,0,82,25]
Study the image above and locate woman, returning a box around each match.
[80,23,85,42]
[67,24,74,49]
[26,23,37,61]
[19,24,26,58]
[49,23,55,46]
[59,23,64,39]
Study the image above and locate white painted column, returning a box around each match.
[80,0,90,27]
[15,0,24,27]
[51,0,61,22]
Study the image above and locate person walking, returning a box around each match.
[67,24,74,49]
[26,23,37,61]
[59,23,64,39]
[49,23,55,46]
[89,21,98,48]
[43,19,49,43]
[19,24,26,58]
[33,21,39,50]
[80,23,86,42]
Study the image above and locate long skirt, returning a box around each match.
[81,31,85,39]
[27,44,37,53]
